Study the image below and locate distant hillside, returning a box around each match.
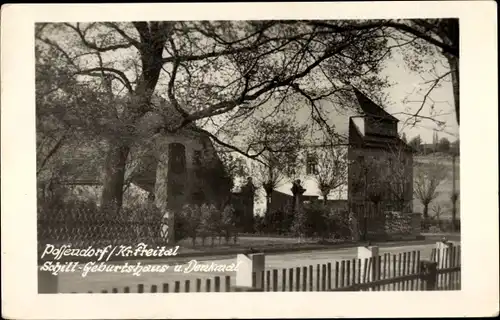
[413,153,460,219]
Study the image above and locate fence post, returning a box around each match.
[436,240,453,269]
[357,245,379,284]
[419,260,437,290]
[38,267,58,293]
[235,252,265,291]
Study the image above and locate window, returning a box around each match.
[306,154,318,175]
[169,143,186,174]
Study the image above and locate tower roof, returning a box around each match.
[352,87,398,122]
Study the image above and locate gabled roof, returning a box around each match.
[352,87,399,122]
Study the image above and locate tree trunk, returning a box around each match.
[98,79,156,218]
[265,192,272,231]
[100,142,130,216]
[423,203,429,219]
[451,195,458,232]
[447,55,460,125]
[423,202,430,230]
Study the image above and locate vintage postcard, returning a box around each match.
[1,2,498,319]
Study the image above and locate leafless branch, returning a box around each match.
[64,23,135,52]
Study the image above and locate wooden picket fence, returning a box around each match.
[83,275,234,294]
[76,245,460,293]
[249,245,460,292]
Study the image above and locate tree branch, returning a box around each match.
[191,127,266,166]
[75,67,133,93]
[181,39,354,126]
[306,20,458,57]
[104,22,141,49]
[64,23,135,52]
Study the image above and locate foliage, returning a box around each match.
[438,137,451,152]
[220,204,237,243]
[290,202,351,240]
[323,208,351,240]
[178,204,202,246]
[217,151,248,188]
[291,207,308,241]
[253,215,266,234]
[174,203,241,246]
[409,135,422,153]
[265,203,295,235]
[197,204,217,246]
[384,212,413,235]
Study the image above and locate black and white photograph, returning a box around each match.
[1,2,498,319]
[35,15,461,293]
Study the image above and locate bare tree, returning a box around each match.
[431,204,444,230]
[414,159,448,224]
[384,144,414,212]
[313,146,348,204]
[247,119,305,222]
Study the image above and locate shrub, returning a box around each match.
[253,215,266,234]
[294,203,351,241]
[327,209,351,240]
[172,211,189,243]
[291,207,308,241]
[384,212,412,235]
[199,204,220,246]
[220,204,236,244]
[178,204,201,246]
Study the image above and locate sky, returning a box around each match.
[378,50,458,143]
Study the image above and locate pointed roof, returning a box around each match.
[352,87,398,122]
[348,117,414,152]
